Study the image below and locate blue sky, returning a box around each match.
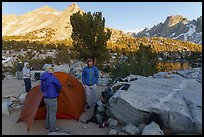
[2,2,202,32]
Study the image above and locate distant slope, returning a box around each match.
[2,3,128,42]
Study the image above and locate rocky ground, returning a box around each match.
[2,67,202,135]
[2,78,111,135]
[108,67,202,135]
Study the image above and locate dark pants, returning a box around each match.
[17,71,21,80]
[24,78,31,92]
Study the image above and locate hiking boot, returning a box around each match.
[55,127,61,132]
[49,127,61,132]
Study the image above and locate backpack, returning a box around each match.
[86,102,108,126]
[34,72,41,81]
[86,87,113,126]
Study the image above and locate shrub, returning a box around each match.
[110,44,158,81]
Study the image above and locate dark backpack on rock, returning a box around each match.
[34,72,41,81]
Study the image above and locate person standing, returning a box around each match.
[40,64,62,132]
[82,58,99,109]
[22,62,32,92]
[16,61,23,80]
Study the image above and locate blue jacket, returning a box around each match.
[40,72,62,98]
[82,66,99,86]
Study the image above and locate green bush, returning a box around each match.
[110,44,158,81]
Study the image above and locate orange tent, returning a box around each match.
[16,72,86,131]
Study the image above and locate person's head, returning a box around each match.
[101,91,109,104]
[45,64,55,73]
[24,62,30,68]
[87,58,93,67]
[101,88,113,104]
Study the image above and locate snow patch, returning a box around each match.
[170,32,175,37]
[173,33,184,40]
[186,25,196,36]
[183,24,196,41]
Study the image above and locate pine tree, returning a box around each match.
[110,44,158,80]
[133,44,158,76]
[70,11,111,67]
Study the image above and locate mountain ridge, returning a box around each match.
[131,15,202,44]
[2,3,130,42]
[2,4,202,45]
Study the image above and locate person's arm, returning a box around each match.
[22,68,28,77]
[28,69,31,78]
[52,76,62,91]
[95,66,99,85]
[40,82,44,92]
[40,76,44,92]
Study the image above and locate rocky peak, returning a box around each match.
[133,15,202,44]
[64,3,81,13]
[165,15,188,27]
[106,27,133,42]
[195,16,202,26]
[69,3,80,9]
[196,16,202,21]
[195,16,202,33]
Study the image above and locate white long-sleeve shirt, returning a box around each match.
[22,67,31,79]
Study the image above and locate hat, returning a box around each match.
[43,64,54,72]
